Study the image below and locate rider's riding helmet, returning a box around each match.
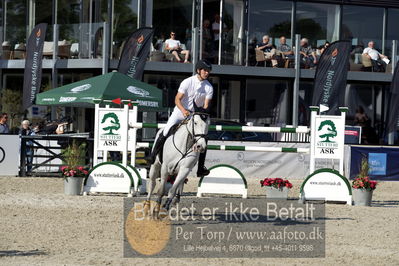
[195,59,212,72]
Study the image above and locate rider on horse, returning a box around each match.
[149,59,213,177]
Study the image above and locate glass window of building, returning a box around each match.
[345,83,386,144]
[296,2,340,48]
[386,8,399,56]
[246,79,292,126]
[201,0,220,64]
[221,0,246,65]
[342,5,384,57]
[32,0,54,41]
[112,0,138,59]
[248,0,292,66]
[3,0,27,56]
[152,0,193,58]
[58,0,107,59]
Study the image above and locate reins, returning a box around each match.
[170,112,209,173]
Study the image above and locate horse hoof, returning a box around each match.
[143,200,151,216]
[163,198,173,211]
[158,208,169,219]
[151,202,161,219]
[172,197,180,206]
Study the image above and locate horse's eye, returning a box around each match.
[194,122,197,125]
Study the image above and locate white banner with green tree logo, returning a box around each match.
[97,108,128,152]
[314,116,345,160]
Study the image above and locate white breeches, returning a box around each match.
[163,109,185,136]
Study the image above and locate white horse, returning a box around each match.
[145,105,210,215]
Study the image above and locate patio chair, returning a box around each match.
[1,41,12,60]
[255,48,266,66]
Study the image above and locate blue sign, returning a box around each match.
[368,153,387,175]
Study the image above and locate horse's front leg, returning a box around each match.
[154,165,169,217]
[172,182,184,206]
[164,167,190,210]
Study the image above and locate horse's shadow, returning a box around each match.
[0,249,47,257]
[370,200,399,207]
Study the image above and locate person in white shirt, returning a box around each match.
[363,41,388,71]
[164,31,190,63]
[150,60,213,176]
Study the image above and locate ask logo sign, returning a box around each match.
[316,119,339,156]
[100,112,122,147]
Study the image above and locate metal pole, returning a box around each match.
[292,34,301,127]
[218,0,223,65]
[382,8,387,55]
[137,0,141,28]
[192,27,199,75]
[388,39,397,145]
[290,2,296,46]
[102,22,109,74]
[51,24,58,120]
[199,0,203,60]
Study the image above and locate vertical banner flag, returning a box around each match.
[312,40,351,114]
[117,27,154,80]
[386,63,399,135]
[23,23,47,110]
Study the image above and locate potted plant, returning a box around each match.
[352,158,378,206]
[61,140,88,195]
[260,177,293,199]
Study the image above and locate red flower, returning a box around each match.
[260,177,293,189]
[352,176,378,190]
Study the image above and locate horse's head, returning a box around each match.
[189,102,210,153]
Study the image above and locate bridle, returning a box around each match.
[188,112,209,141]
[171,112,210,172]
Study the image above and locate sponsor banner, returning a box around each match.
[23,23,47,110]
[123,198,326,258]
[314,116,345,159]
[350,146,399,180]
[97,109,128,151]
[205,141,311,179]
[117,27,154,80]
[84,162,133,193]
[312,41,351,114]
[368,153,387,175]
[0,135,20,176]
[301,169,352,204]
[67,83,92,93]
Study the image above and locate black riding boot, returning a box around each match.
[149,134,167,164]
[197,149,210,177]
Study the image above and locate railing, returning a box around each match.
[19,134,93,177]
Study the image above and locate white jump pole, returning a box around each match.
[130,103,139,167]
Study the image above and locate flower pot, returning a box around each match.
[64,177,84,195]
[352,188,373,206]
[265,186,289,199]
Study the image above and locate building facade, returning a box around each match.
[0,0,398,143]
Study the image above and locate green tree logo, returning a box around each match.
[318,120,337,142]
[101,112,120,135]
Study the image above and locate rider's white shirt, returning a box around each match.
[175,75,213,112]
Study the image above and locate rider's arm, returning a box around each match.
[175,92,190,117]
[203,98,211,109]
